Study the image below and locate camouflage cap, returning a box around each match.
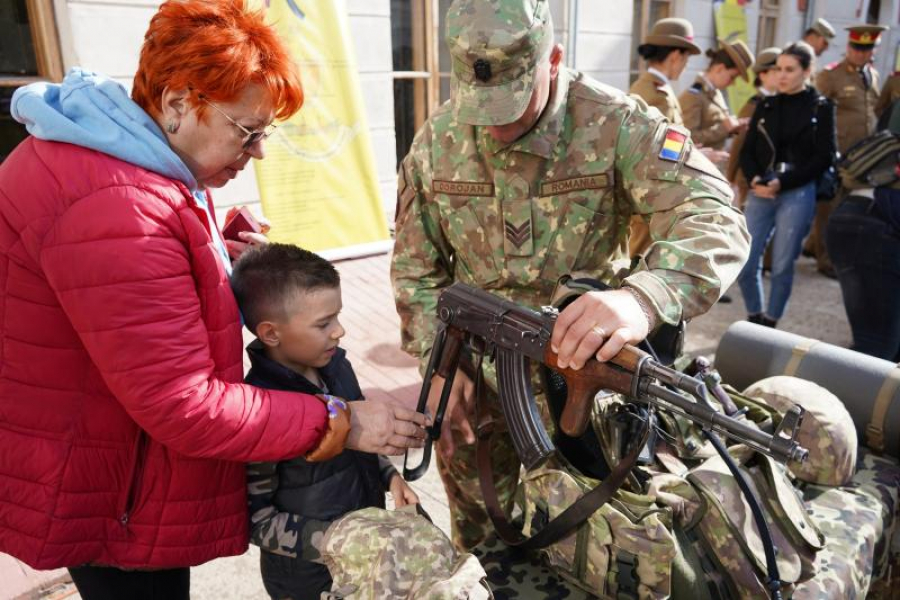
[743,376,858,486]
[446,0,553,126]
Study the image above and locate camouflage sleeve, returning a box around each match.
[247,461,331,560]
[615,108,750,324]
[390,130,455,370]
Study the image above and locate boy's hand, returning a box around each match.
[345,401,430,455]
[388,473,419,508]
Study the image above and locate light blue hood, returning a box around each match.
[11,67,197,190]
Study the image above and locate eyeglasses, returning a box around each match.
[198,95,276,150]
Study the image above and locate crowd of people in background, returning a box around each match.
[631,17,900,361]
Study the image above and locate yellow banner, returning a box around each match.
[256,0,391,259]
[714,0,755,114]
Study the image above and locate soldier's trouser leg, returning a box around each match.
[812,196,838,273]
[435,412,521,551]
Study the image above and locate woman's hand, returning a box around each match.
[751,178,781,199]
[388,473,420,508]
[345,400,430,455]
[223,206,270,260]
[225,230,268,260]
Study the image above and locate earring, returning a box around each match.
[166,121,179,134]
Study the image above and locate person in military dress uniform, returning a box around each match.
[679,39,755,163]
[803,17,836,57]
[726,46,781,209]
[627,17,700,256]
[875,71,900,122]
[808,24,887,277]
[391,0,750,551]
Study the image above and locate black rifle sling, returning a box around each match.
[475,360,650,550]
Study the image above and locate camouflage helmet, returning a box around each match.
[445,0,553,126]
[319,506,492,599]
[743,376,857,486]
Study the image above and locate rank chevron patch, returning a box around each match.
[505,219,531,248]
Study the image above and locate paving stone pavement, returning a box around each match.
[5,252,851,600]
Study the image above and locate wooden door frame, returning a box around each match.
[2,0,64,88]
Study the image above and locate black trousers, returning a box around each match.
[260,551,332,600]
[68,565,190,600]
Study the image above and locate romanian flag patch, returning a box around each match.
[659,128,687,162]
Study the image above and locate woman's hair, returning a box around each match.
[705,48,737,70]
[780,41,815,72]
[637,44,685,64]
[132,0,303,121]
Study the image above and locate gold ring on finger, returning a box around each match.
[591,325,606,338]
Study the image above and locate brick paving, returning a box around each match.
[3,251,851,599]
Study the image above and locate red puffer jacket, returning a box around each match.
[0,139,327,569]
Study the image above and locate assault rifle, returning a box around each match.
[403,282,808,480]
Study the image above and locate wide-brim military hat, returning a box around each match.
[717,38,755,81]
[846,24,888,47]
[810,18,836,39]
[753,47,781,73]
[446,0,553,126]
[642,18,701,55]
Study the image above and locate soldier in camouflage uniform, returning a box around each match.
[391,0,750,551]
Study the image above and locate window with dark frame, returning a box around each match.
[629,0,673,86]
[1,0,63,163]
[757,0,780,54]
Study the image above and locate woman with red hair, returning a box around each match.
[0,1,426,598]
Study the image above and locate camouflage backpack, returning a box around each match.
[512,371,843,599]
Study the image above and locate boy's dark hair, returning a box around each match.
[231,243,340,332]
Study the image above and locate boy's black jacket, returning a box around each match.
[245,340,387,520]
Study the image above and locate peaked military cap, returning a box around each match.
[717,38,755,81]
[810,18,836,39]
[446,0,553,126]
[753,47,781,73]
[641,18,701,55]
[846,24,888,47]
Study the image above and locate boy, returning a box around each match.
[231,243,419,600]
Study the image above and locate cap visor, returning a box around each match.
[451,69,536,126]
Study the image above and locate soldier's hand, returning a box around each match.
[345,401,430,456]
[427,369,476,460]
[550,289,650,369]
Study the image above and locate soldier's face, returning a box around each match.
[847,45,874,68]
[807,33,828,56]
[484,44,564,145]
[708,64,740,89]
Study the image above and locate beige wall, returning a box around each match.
[50,0,893,223]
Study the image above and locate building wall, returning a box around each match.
[50,0,895,223]
[51,0,397,222]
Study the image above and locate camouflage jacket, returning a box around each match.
[245,342,395,559]
[392,67,749,367]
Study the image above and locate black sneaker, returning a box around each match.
[748,313,764,324]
